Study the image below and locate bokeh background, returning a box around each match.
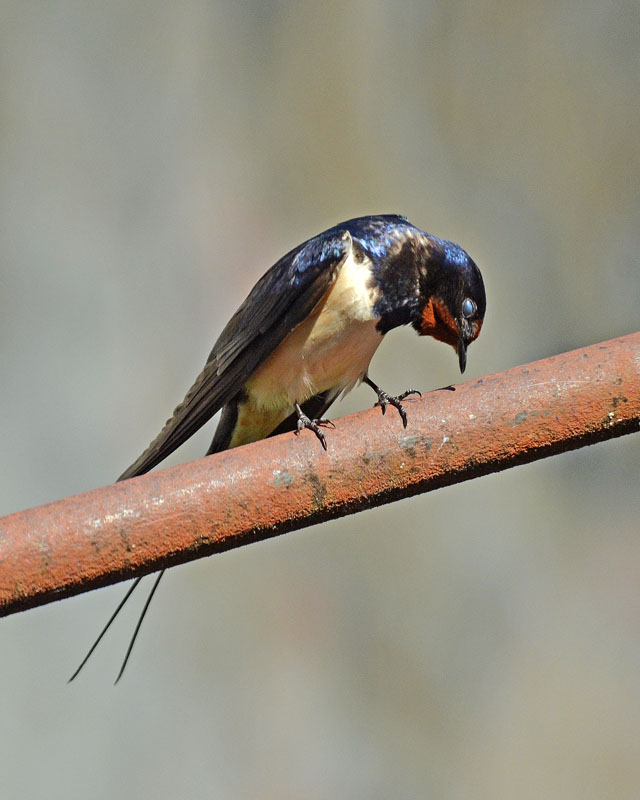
[1,3,639,798]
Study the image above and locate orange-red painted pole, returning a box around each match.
[1,333,639,617]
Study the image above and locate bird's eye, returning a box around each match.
[461,298,476,319]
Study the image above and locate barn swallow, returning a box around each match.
[70,214,486,682]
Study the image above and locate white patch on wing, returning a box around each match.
[245,246,384,412]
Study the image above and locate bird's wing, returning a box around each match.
[118,230,353,480]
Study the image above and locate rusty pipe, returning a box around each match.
[1,332,639,617]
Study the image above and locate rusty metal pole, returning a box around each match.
[1,332,639,617]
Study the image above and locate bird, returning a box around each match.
[69,214,486,682]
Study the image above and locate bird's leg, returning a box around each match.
[363,375,421,428]
[294,402,335,450]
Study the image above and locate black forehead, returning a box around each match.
[435,239,486,318]
[461,257,486,318]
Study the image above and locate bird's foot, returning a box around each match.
[294,403,335,450]
[364,377,421,428]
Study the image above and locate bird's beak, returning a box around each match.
[457,335,467,373]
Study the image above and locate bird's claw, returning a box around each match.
[373,388,421,428]
[294,405,335,450]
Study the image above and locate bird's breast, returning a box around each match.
[246,248,383,410]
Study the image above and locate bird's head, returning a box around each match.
[413,238,486,373]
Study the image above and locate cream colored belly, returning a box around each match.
[248,310,383,405]
[245,248,383,410]
[228,317,382,448]
[227,247,383,447]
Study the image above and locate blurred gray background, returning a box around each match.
[1,2,639,798]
